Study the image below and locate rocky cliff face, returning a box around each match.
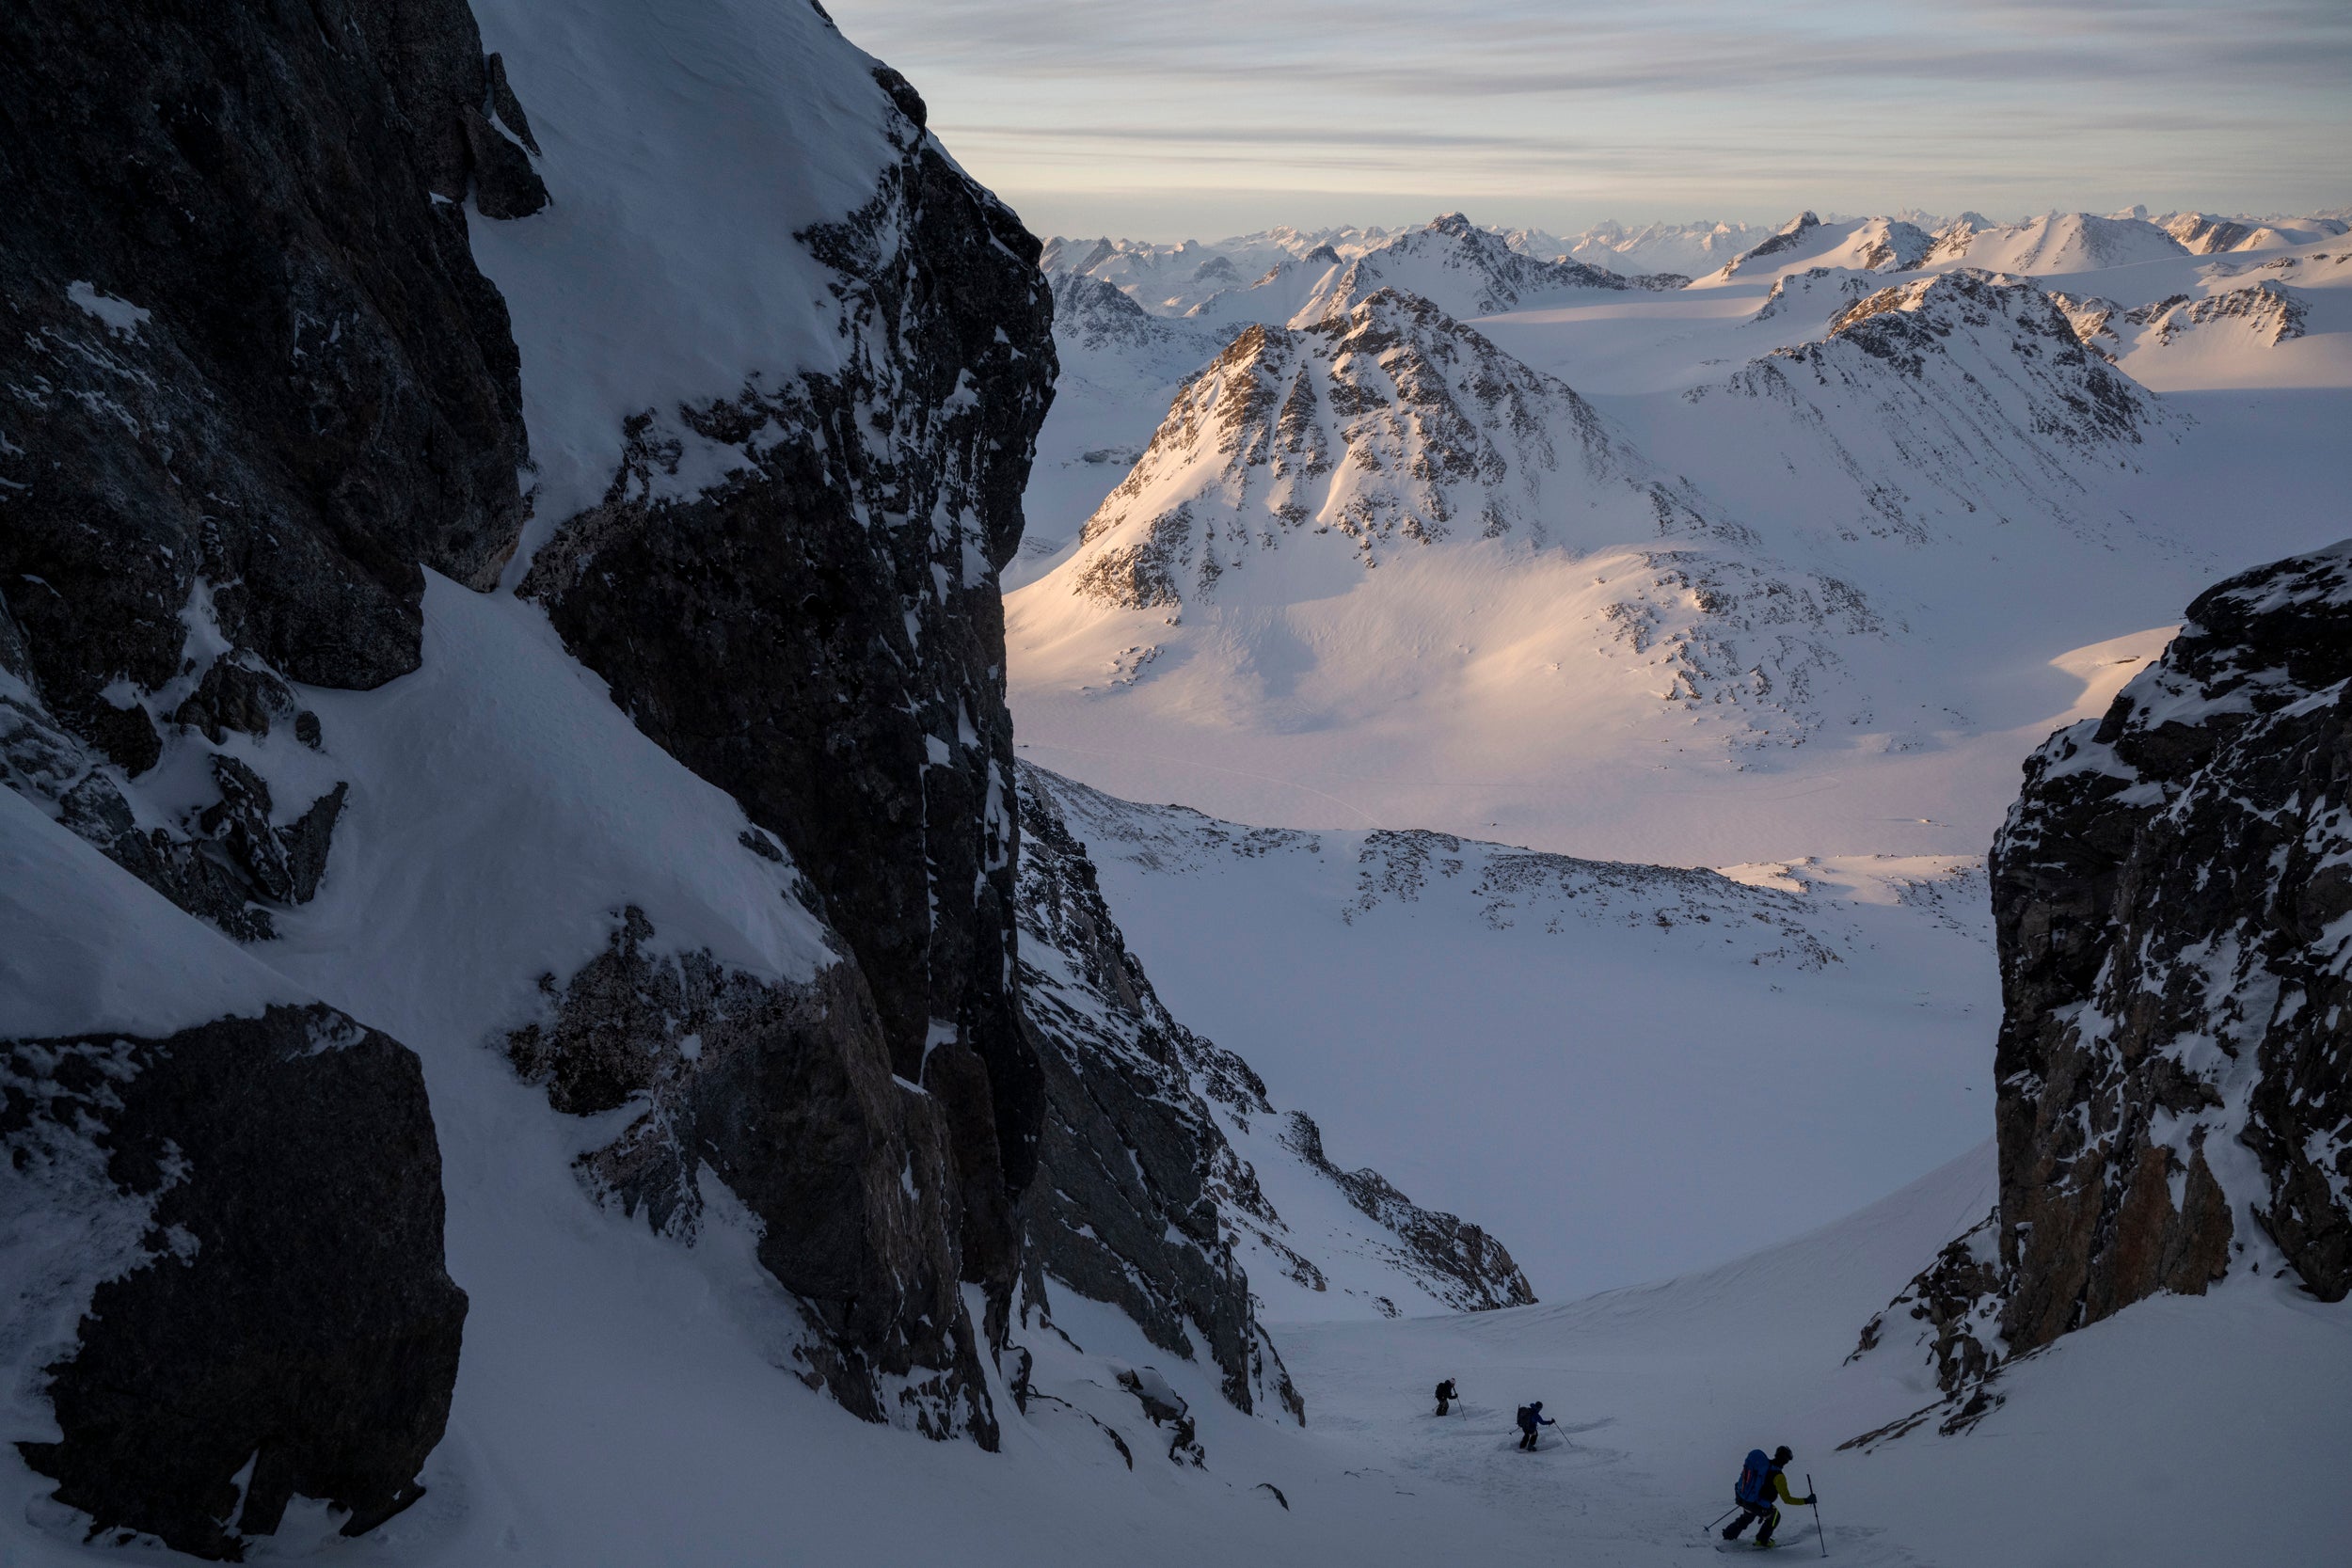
[2,0,1065,1544]
[1015,782,1306,1420]
[1851,541,2352,1432]
[512,57,1056,1442]
[0,0,552,1552]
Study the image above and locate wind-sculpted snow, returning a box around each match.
[1849,540,2352,1435]
[1016,762,1535,1371]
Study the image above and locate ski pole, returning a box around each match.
[1705,1506,1738,1533]
[1807,1473,1825,1558]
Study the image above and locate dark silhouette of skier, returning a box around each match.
[1515,1401,1554,1451]
[1434,1378,1457,1417]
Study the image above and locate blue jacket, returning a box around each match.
[1516,1406,1554,1432]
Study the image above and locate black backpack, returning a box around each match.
[1516,1404,1535,1432]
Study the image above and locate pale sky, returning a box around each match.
[821,0,2352,242]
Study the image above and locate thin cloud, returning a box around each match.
[824,0,2352,234]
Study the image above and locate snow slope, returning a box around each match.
[1028,765,1999,1300]
[1286,1143,2351,1568]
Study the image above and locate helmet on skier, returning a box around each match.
[1772,1446,1793,1465]
[1531,1402,1543,1410]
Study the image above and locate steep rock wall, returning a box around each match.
[1990,541,2352,1337]
[0,0,545,1552]
[1851,541,2352,1430]
[510,41,1057,1437]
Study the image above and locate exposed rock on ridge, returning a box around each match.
[1016,781,1305,1419]
[1703,269,2169,547]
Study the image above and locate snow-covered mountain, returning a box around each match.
[4,0,2348,1555]
[1922,210,2190,274]
[1013,193,2349,863]
[1557,217,1766,274]
[1041,227,1407,317]
[1289,214,1686,322]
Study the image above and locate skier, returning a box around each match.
[1434,1377,1458,1417]
[1514,1401,1555,1451]
[1724,1445,1814,1548]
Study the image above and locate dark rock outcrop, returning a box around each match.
[0,2,541,1550]
[1992,541,2352,1331]
[0,0,533,730]
[1851,541,2352,1433]
[1279,1113,1535,1313]
[504,907,993,1438]
[3,1005,467,1561]
[516,72,1056,1433]
[1015,778,1304,1420]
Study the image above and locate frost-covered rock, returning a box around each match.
[1994,541,2352,1323]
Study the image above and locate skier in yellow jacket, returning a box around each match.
[1723,1445,1814,1547]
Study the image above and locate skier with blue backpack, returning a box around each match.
[1724,1445,1814,1547]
